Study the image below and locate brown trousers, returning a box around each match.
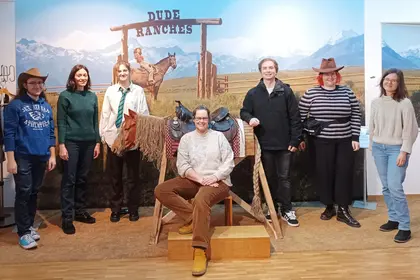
[154,177,230,249]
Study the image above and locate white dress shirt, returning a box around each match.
[99,83,149,147]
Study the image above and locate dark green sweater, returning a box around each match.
[57,90,100,144]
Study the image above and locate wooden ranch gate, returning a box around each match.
[110,18,222,99]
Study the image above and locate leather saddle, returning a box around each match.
[169,101,238,142]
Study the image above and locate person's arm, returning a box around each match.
[57,93,68,144]
[213,134,235,181]
[349,89,362,142]
[298,90,311,123]
[287,88,302,148]
[401,100,419,154]
[240,90,255,123]
[99,88,112,142]
[136,87,150,116]
[4,101,19,173]
[93,93,101,144]
[47,107,57,171]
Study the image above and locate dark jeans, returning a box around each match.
[61,141,95,221]
[261,150,293,212]
[313,137,354,206]
[14,156,47,237]
[107,146,140,213]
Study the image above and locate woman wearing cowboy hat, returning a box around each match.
[4,68,56,249]
[299,58,362,228]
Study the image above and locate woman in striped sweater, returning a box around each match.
[299,58,362,228]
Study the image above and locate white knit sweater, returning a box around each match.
[369,96,418,153]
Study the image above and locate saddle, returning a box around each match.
[169,101,238,142]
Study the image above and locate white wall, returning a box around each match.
[1,0,16,207]
[365,0,420,195]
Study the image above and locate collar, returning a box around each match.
[118,82,132,93]
[258,78,286,95]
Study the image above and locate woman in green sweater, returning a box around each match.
[370,68,418,243]
[57,64,101,235]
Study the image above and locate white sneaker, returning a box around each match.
[30,226,40,241]
[19,234,38,249]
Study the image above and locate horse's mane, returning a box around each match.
[156,55,171,65]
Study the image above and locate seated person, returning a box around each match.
[154,105,234,277]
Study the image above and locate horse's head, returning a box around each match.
[168,52,177,69]
[122,109,138,149]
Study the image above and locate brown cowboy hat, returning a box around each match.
[17,68,48,88]
[312,58,344,73]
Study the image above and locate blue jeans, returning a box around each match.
[372,142,410,230]
[14,156,47,237]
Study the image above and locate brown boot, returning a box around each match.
[192,248,208,276]
[178,220,193,235]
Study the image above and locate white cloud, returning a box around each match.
[52,30,120,51]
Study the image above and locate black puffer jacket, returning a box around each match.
[240,78,302,150]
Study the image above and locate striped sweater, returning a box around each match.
[298,85,361,141]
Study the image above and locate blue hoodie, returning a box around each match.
[4,93,55,161]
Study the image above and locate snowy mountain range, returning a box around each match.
[16,30,420,86]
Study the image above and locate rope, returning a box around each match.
[250,136,266,223]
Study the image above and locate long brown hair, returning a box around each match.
[66,64,91,92]
[379,68,408,102]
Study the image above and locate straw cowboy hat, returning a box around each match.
[17,68,48,88]
[312,58,344,73]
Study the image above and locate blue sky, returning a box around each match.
[382,24,420,53]
[16,0,364,58]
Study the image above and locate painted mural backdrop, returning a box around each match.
[382,23,420,126]
[16,0,367,208]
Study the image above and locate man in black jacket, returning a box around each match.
[240,58,303,227]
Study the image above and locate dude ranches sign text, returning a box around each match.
[137,10,193,37]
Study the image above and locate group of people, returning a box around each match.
[3,55,417,277]
[155,58,418,276]
[4,60,149,249]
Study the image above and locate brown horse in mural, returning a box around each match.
[131,52,177,100]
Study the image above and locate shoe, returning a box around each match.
[74,212,96,224]
[62,220,76,235]
[265,206,279,222]
[394,230,411,243]
[29,226,40,241]
[110,212,120,223]
[178,220,193,235]
[19,234,38,249]
[320,205,336,220]
[337,206,361,228]
[192,248,208,276]
[281,210,299,227]
[129,212,140,222]
[380,221,399,232]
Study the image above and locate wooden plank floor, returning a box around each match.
[2,246,420,280]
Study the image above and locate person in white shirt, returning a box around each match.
[154,105,234,277]
[99,61,149,223]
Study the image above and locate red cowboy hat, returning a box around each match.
[312,58,344,73]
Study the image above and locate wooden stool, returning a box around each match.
[224,196,233,226]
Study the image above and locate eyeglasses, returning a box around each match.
[194,117,209,121]
[384,78,399,84]
[26,82,44,86]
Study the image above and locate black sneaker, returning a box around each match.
[394,230,411,243]
[74,212,96,224]
[110,212,120,223]
[281,210,299,227]
[129,212,140,222]
[380,221,399,232]
[62,220,76,235]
